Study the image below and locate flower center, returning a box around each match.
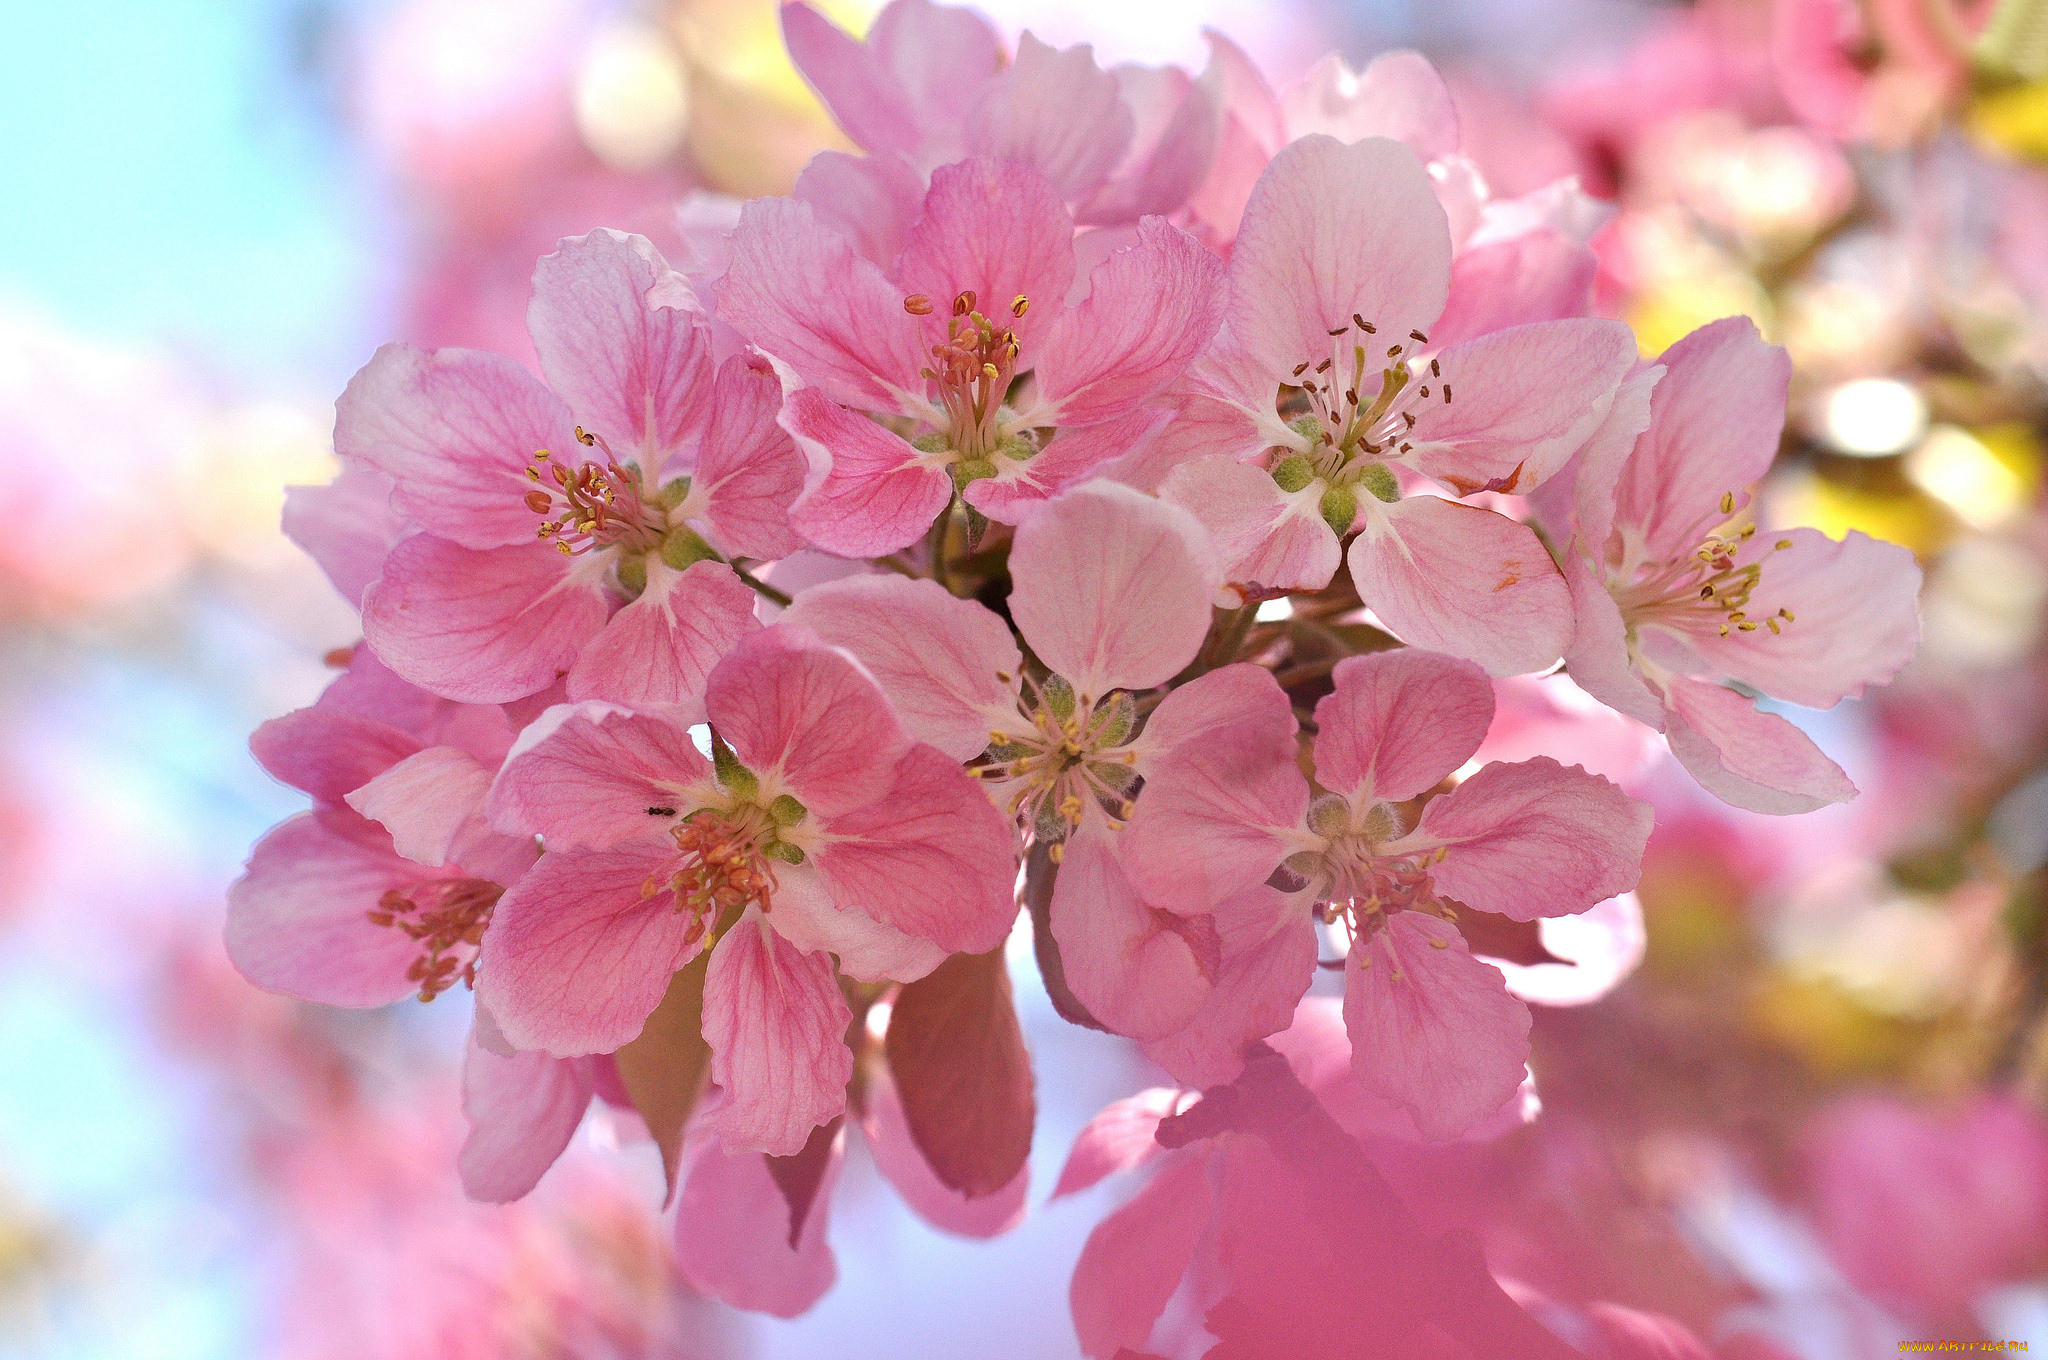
[523,427,667,558]
[904,289,1036,468]
[367,877,503,1002]
[1613,492,1797,639]
[641,805,784,950]
[971,674,1139,856]
[1295,797,1453,958]
[1281,318,1453,470]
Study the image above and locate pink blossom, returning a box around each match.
[341,229,801,705]
[229,650,607,1201]
[1160,134,1640,675]
[477,625,1015,1155]
[780,482,1305,1052]
[1553,316,1921,814]
[1127,649,1650,1140]
[778,0,1219,226]
[717,160,1225,555]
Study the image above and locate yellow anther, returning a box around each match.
[1720,491,1735,514]
[1048,841,1064,865]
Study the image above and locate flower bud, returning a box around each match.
[1320,484,1358,536]
[1272,455,1316,493]
[1358,462,1400,503]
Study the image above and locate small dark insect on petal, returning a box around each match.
[647,805,678,817]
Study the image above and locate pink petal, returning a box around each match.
[1343,911,1531,1142]
[863,1061,1028,1238]
[1025,218,1225,428]
[1689,528,1922,709]
[966,34,1134,208]
[361,535,610,705]
[1404,318,1638,496]
[685,354,808,560]
[1614,317,1791,561]
[335,343,578,549]
[1557,361,1663,565]
[961,406,1174,524]
[813,743,1018,954]
[475,841,706,1056]
[1079,63,1221,226]
[779,573,1021,762]
[457,1031,595,1203]
[867,0,1003,146]
[317,648,516,763]
[566,560,758,709]
[1227,135,1450,382]
[1069,1151,1213,1359]
[717,196,930,411]
[1430,228,1598,347]
[763,862,945,984]
[1279,51,1460,160]
[674,1112,842,1318]
[282,466,407,608]
[1159,455,1341,594]
[1052,1087,1179,1200]
[1490,893,1646,1007]
[1562,551,1668,728]
[1161,331,1301,466]
[702,909,853,1156]
[250,706,423,806]
[528,230,713,470]
[1049,820,1214,1042]
[792,150,927,270]
[1141,888,1317,1088]
[1476,671,1665,785]
[1312,649,1495,802]
[778,2,921,155]
[897,157,1076,350]
[225,813,434,1007]
[487,701,713,849]
[783,388,953,558]
[1661,675,1857,815]
[1407,757,1651,921]
[344,746,532,883]
[1119,664,1309,906]
[1347,495,1572,677]
[1007,481,1219,698]
[705,625,909,817]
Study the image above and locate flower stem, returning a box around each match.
[732,566,793,607]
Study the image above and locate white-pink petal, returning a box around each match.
[457,1032,595,1203]
[702,909,854,1156]
[1159,455,1341,595]
[487,701,712,849]
[1052,1087,1179,1200]
[1661,675,1857,815]
[1312,649,1494,802]
[565,559,758,710]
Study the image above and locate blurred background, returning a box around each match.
[3,0,2047,1355]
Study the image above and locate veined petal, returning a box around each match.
[867,0,1003,147]
[1052,1087,1178,1200]
[488,701,713,849]
[362,535,610,705]
[529,230,713,469]
[1312,649,1494,803]
[1141,887,1317,1089]
[1405,318,1638,496]
[1430,228,1599,347]
[1687,528,1921,709]
[1614,317,1791,561]
[792,149,927,271]
[1409,757,1651,921]
[1279,50,1459,159]
[962,407,1173,524]
[336,344,578,550]
[565,559,758,709]
[1049,821,1213,1042]
[1007,481,1219,698]
[1343,911,1531,1142]
[779,573,1021,763]
[702,908,854,1156]
[282,466,408,609]
[225,812,435,1007]
[779,1,922,155]
[718,195,931,411]
[1228,135,1451,382]
[476,842,707,1056]
[764,861,945,984]
[1159,454,1341,594]
[674,1112,841,1317]
[1026,218,1225,428]
[705,625,909,817]
[1069,1152,1214,1359]
[897,157,1076,351]
[249,705,422,807]
[1662,675,1857,815]
[1562,550,1667,728]
[691,354,807,561]
[783,389,952,558]
[813,743,1017,955]
[1347,496,1572,677]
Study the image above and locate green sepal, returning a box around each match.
[709,729,758,801]
[660,526,720,570]
[768,793,808,828]
[1358,462,1400,503]
[1320,483,1358,537]
[1271,455,1316,493]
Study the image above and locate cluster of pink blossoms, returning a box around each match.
[232,0,1923,1338]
